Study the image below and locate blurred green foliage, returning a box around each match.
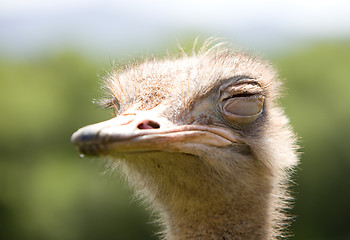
[0,42,349,240]
[0,53,157,240]
[275,42,350,240]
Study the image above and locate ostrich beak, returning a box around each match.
[71,111,239,156]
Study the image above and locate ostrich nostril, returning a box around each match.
[137,120,161,130]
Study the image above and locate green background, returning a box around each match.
[1,40,349,240]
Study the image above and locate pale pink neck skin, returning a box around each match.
[163,191,273,240]
[120,152,279,240]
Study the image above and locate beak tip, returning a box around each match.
[71,126,100,145]
[71,129,97,156]
[71,130,79,145]
[71,128,88,146]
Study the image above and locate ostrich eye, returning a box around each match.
[223,95,264,124]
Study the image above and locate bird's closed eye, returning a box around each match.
[221,81,264,126]
[223,95,264,124]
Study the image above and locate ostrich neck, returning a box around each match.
[122,153,279,240]
[163,182,274,240]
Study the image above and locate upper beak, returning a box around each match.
[71,110,239,157]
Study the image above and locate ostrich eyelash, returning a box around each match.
[98,97,120,110]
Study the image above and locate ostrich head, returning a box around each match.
[71,42,299,240]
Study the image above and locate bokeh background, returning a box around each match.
[1,1,350,239]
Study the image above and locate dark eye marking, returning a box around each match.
[222,93,255,101]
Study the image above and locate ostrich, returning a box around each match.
[71,41,299,240]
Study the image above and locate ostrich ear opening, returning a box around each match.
[222,96,264,124]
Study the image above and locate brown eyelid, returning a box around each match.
[233,78,261,87]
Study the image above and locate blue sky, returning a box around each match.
[1,0,349,58]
